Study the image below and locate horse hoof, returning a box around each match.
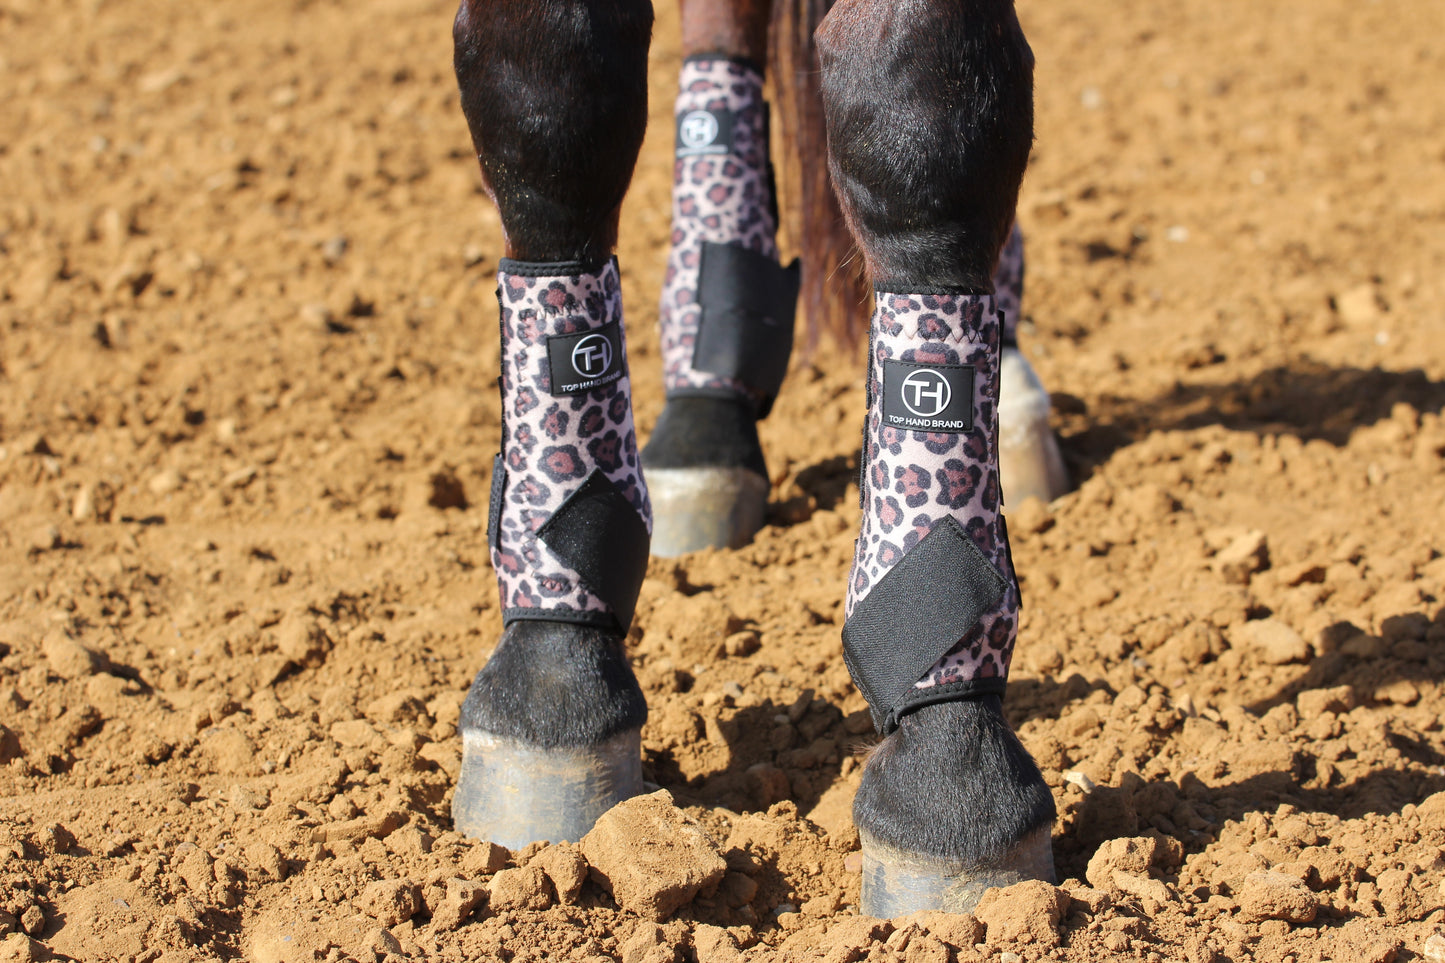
[859,825,1056,918]
[998,347,1069,505]
[645,465,769,556]
[452,728,643,848]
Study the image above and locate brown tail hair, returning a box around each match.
[769,0,871,350]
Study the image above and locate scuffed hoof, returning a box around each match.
[642,395,770,556]
[851,698,1056,918]
[647,465,769,556]
[998,347,1069,505]
[860,825,1055,917]
[453,728,643,848]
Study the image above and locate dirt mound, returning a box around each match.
[2,0,1444,960]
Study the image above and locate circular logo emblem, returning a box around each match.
[679,110,719,150]
[571,333,612,378]
[900,369,952,418]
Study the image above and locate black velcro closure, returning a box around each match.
[693,241,800,416]
[881,360,975,434]
[841,516,1007,735]
[546,322,625,396]
[535,469,650,634]
[486,453,506,552]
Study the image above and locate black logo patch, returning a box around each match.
[676,108,736,157]
[546,322,624,395]
[881,360,974,432]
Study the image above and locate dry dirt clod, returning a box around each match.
[1238,870,1319,923]
[974,879,1070,947]
[488,865,555,913]
[1237,618,1309,665]
[1213,530,1269,583]
[531,842,589,903]
[358,878,422,927]
[430,877,487,931]
[579,789,727,920]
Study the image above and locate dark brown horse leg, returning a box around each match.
[641,0,799,556]
[450,0,656,847]
[819,0,1056,915]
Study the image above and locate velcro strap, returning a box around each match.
[842,517,1007,735]
[535,469,651,634]
[486,453,506,552]
[692,241,800,417]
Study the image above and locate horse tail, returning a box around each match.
[769,0,870,350]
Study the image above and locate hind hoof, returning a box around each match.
[452,728,643,848]
[859,825,1055,918]
[998,347,1069,505]
[646,465,769,556]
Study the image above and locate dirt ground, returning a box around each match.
[3,0,1445,960]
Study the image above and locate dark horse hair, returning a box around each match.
[769,0,871,350]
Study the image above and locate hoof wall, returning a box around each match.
[452,729,642,849]
[998,347,1069,506]
[859,826,1055,918]
[647,466,768,557]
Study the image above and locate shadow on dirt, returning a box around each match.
[1057,361,1445,479]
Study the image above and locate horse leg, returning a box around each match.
[995,222,1071,505]
[450,0,655,847]
[818,0,1056,915]
[642,0,800,556]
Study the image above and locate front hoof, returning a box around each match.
[998,347,1069,505]
[453,728,643,848]
[860,826,1055,917]
[646,465,769,556]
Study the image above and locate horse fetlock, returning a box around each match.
[852,697,1056,917]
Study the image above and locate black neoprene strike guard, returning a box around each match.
[842,516,1008,735]
[688,241,800,418]
[486,454,506,552]
[533,469,651,634]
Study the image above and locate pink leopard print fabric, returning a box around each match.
[659,57,779,403]
[994,221,1024,345]
[845,292,1020,690]
[492,260,651,622]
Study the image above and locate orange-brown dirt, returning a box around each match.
[2,0,1445,961]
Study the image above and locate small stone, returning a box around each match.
[149,468,182,495]
[532,842,589,902]
[431,877,487,931]
[915,912,984,949]
[42,629,106,678]
[329,719,382,749]
[1421,933,1445,963]
[975,879,1069,946]
[1214,531,1268,583]
[1086,837,1160,891]
[488,865,554,913]
[724,631,760,657]
[244,841,286,881]
[1336,284,1383,326]
[0,933,39,963]
[359,879,422,927]
[1296,685,1356,718]
[1238,871,1318,923]
[1238,619,1309,665]
[693,923,741,963]
[579,789,727,920]
[461,840,510,876]
[1064,770,1096,793]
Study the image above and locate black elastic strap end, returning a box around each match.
[841,517,1008,735]
[693,241,800,418]
[535,470,651,634]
